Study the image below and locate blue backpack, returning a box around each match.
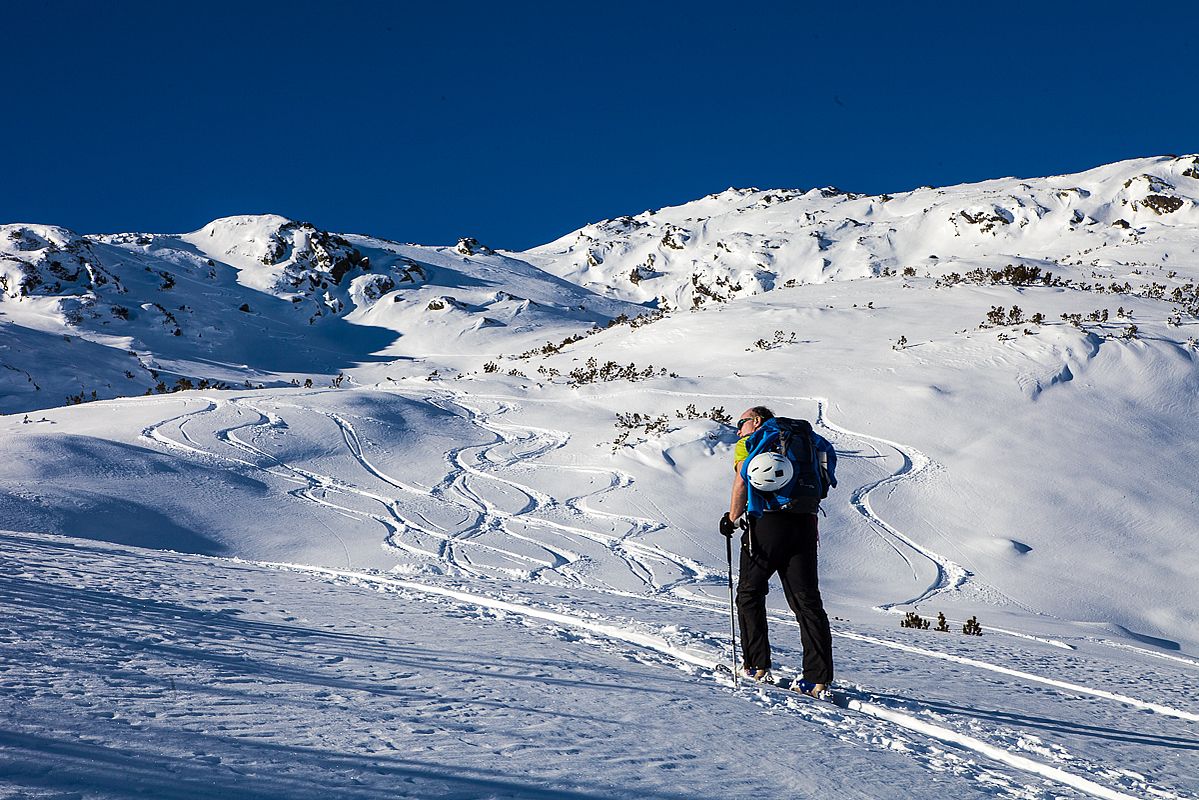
[740,417,837,517]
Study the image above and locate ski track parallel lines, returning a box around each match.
[834,629,1199,723]
[262,561,1148,800]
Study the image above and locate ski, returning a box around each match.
[716,664,848,707]
[772,676,846,706]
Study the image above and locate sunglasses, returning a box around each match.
[737,417,754,429]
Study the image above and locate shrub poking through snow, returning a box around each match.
[935,612,950,632]
[611,405,733,450]
[748,330,799,351]
[66,390,99,405]
[983,305,1026,328]
[515,310,668,360]
[566,357,675,387]
[901,611,930,630]
[963,616,983,636]
[612,412,672,449]
[676,403,732,425]
[936,264,1061,289]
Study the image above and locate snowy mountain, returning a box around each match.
[525,154,1199,312]
[0,216,635,413]
[3,156,1198,799]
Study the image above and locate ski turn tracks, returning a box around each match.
[137,387,1196,800]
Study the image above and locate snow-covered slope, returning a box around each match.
[4,156,1196,413]
[3,156,1198,799]
[0,217,636,414]
[6,526,1196,799]
[524,154,1199,312]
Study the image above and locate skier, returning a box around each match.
[720,405,834,697]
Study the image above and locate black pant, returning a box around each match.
[737,512,833,683]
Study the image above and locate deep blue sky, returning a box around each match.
[4,1,1196,250]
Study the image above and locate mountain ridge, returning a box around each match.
[2,154,1197,414]
[523,154,1199,310]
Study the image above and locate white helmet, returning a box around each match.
[746,452,793,491]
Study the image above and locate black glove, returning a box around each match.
[719,513,736,538]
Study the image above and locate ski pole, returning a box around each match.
[725,527,738,688]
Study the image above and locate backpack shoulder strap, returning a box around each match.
[774,417,813,452]
[740,419,780,471]
[774,417,812,433]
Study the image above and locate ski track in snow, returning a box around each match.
[387,391,712,594]
[588,386,1007,610]
[135,388,988,612]
[262,561,1194,800]
[139,391,708,592]
[1091,639,1199,670]
[135,388,1198,800]
[812,398,1033,615]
